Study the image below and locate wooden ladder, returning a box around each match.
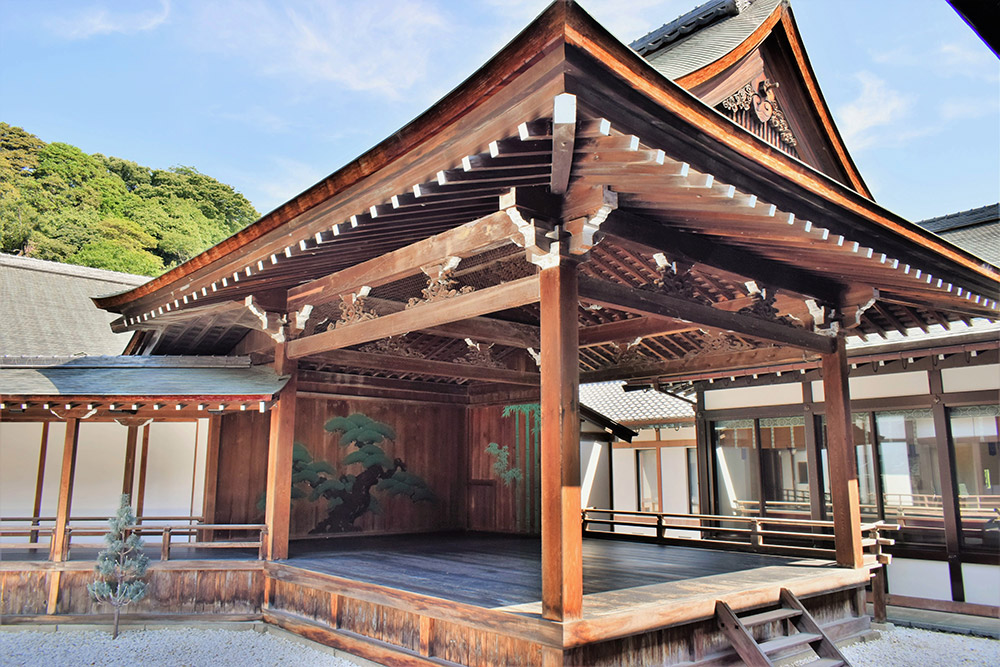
[715,588,851,666]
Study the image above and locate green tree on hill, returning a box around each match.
[0,122,259,275]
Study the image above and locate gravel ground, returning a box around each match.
[0,627,365,667]
[798,626,1000,667]
[1,624,998,666]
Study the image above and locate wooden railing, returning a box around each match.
[0,515,266,561]
[581,508,897,564]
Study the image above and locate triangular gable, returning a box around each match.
[635,0,870,197]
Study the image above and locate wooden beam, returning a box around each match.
[550,94,576,195]
[539,261,582,622]
[265,343,298,560]
[287,275,540,359]
[366,297,539,348]
[600,210,843,305]
[822,336,863,568]
[121,425,138,498]
[577,275,835,353]
[579,315,694,347]
[317,348,539,385]
[50,418,79,562]
[286,210,517,312]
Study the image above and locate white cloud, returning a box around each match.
[46,0,170,39]
[191,0,452,98]
[836,72,916,151]
[936,41,1000,81]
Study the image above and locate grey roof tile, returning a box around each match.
[640,0,781,81]
[0,254,148,356]
[580,381,694,425]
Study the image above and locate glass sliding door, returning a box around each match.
[820,413,879,521]
[875,409,945,546]
[636,449,659,512]
[948,405,1000,552]
[758,416,808,517]
[712,420,757,517]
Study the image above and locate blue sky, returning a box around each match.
[2,0,997,222]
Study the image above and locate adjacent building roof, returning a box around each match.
[637,0,782,81]
[916,203,1000,267]
[580,381,695,425]
[0,254,147,357]
[0,355,287,398]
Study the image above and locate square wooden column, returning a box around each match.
[265,342,298,560]
[539,261,583,621]
[821,335,864,567]
[50,418,80,562]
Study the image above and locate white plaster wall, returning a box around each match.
[660,448,689,513]
[886,557,952,601]
[612,448,637,512]
[961,563,1000,607]
[142,421,201,519]
[581,440,610,531]
[942,364,1000,393]
[811,370,929,402]
[72,422,128,519]
[0,422,45,520]
[705,383,803,410]
[658,424,696,441]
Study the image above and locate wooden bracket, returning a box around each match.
[289,304,314,337]
[244,296,287,342]
[564,186,617,256]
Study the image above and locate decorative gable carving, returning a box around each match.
[719,75,799,151]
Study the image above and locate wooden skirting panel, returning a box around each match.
[1,560,870,667]
[0,561,264,620]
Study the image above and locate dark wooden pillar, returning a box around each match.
[121,424,139,498]
[265,342,298,560]
[802,382,825,521]
[695,388,712,515]
[539,261,582,621]
[30,423,50,543]
[50,418,80,562]
[822,336,863,567]
[929,368,965,601]
[135,424,151,522]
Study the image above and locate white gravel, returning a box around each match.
[2,624,998,666]
[0,627,366,667]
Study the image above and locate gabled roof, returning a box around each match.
[0,254,147,357]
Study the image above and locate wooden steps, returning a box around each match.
[715,588,851,666]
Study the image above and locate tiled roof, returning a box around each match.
[0,355,287,398]
[637,0,781,81]
[915,204,1000,268]
[0,254,148,356]
[917,203,999,233]
[580,381,695,425]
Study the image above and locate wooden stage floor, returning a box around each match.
[283,532,844,610]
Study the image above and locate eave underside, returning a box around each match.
[93,8,998,395]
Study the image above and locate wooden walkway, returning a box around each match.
[285,532,835,609]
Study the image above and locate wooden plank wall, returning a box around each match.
[213,395,466,537]
[466,404,540,534]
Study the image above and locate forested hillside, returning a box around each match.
[0,123,259,276]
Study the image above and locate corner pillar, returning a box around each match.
[265,342,298,560]
[539,260,583,621]
[821,335,864,567]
